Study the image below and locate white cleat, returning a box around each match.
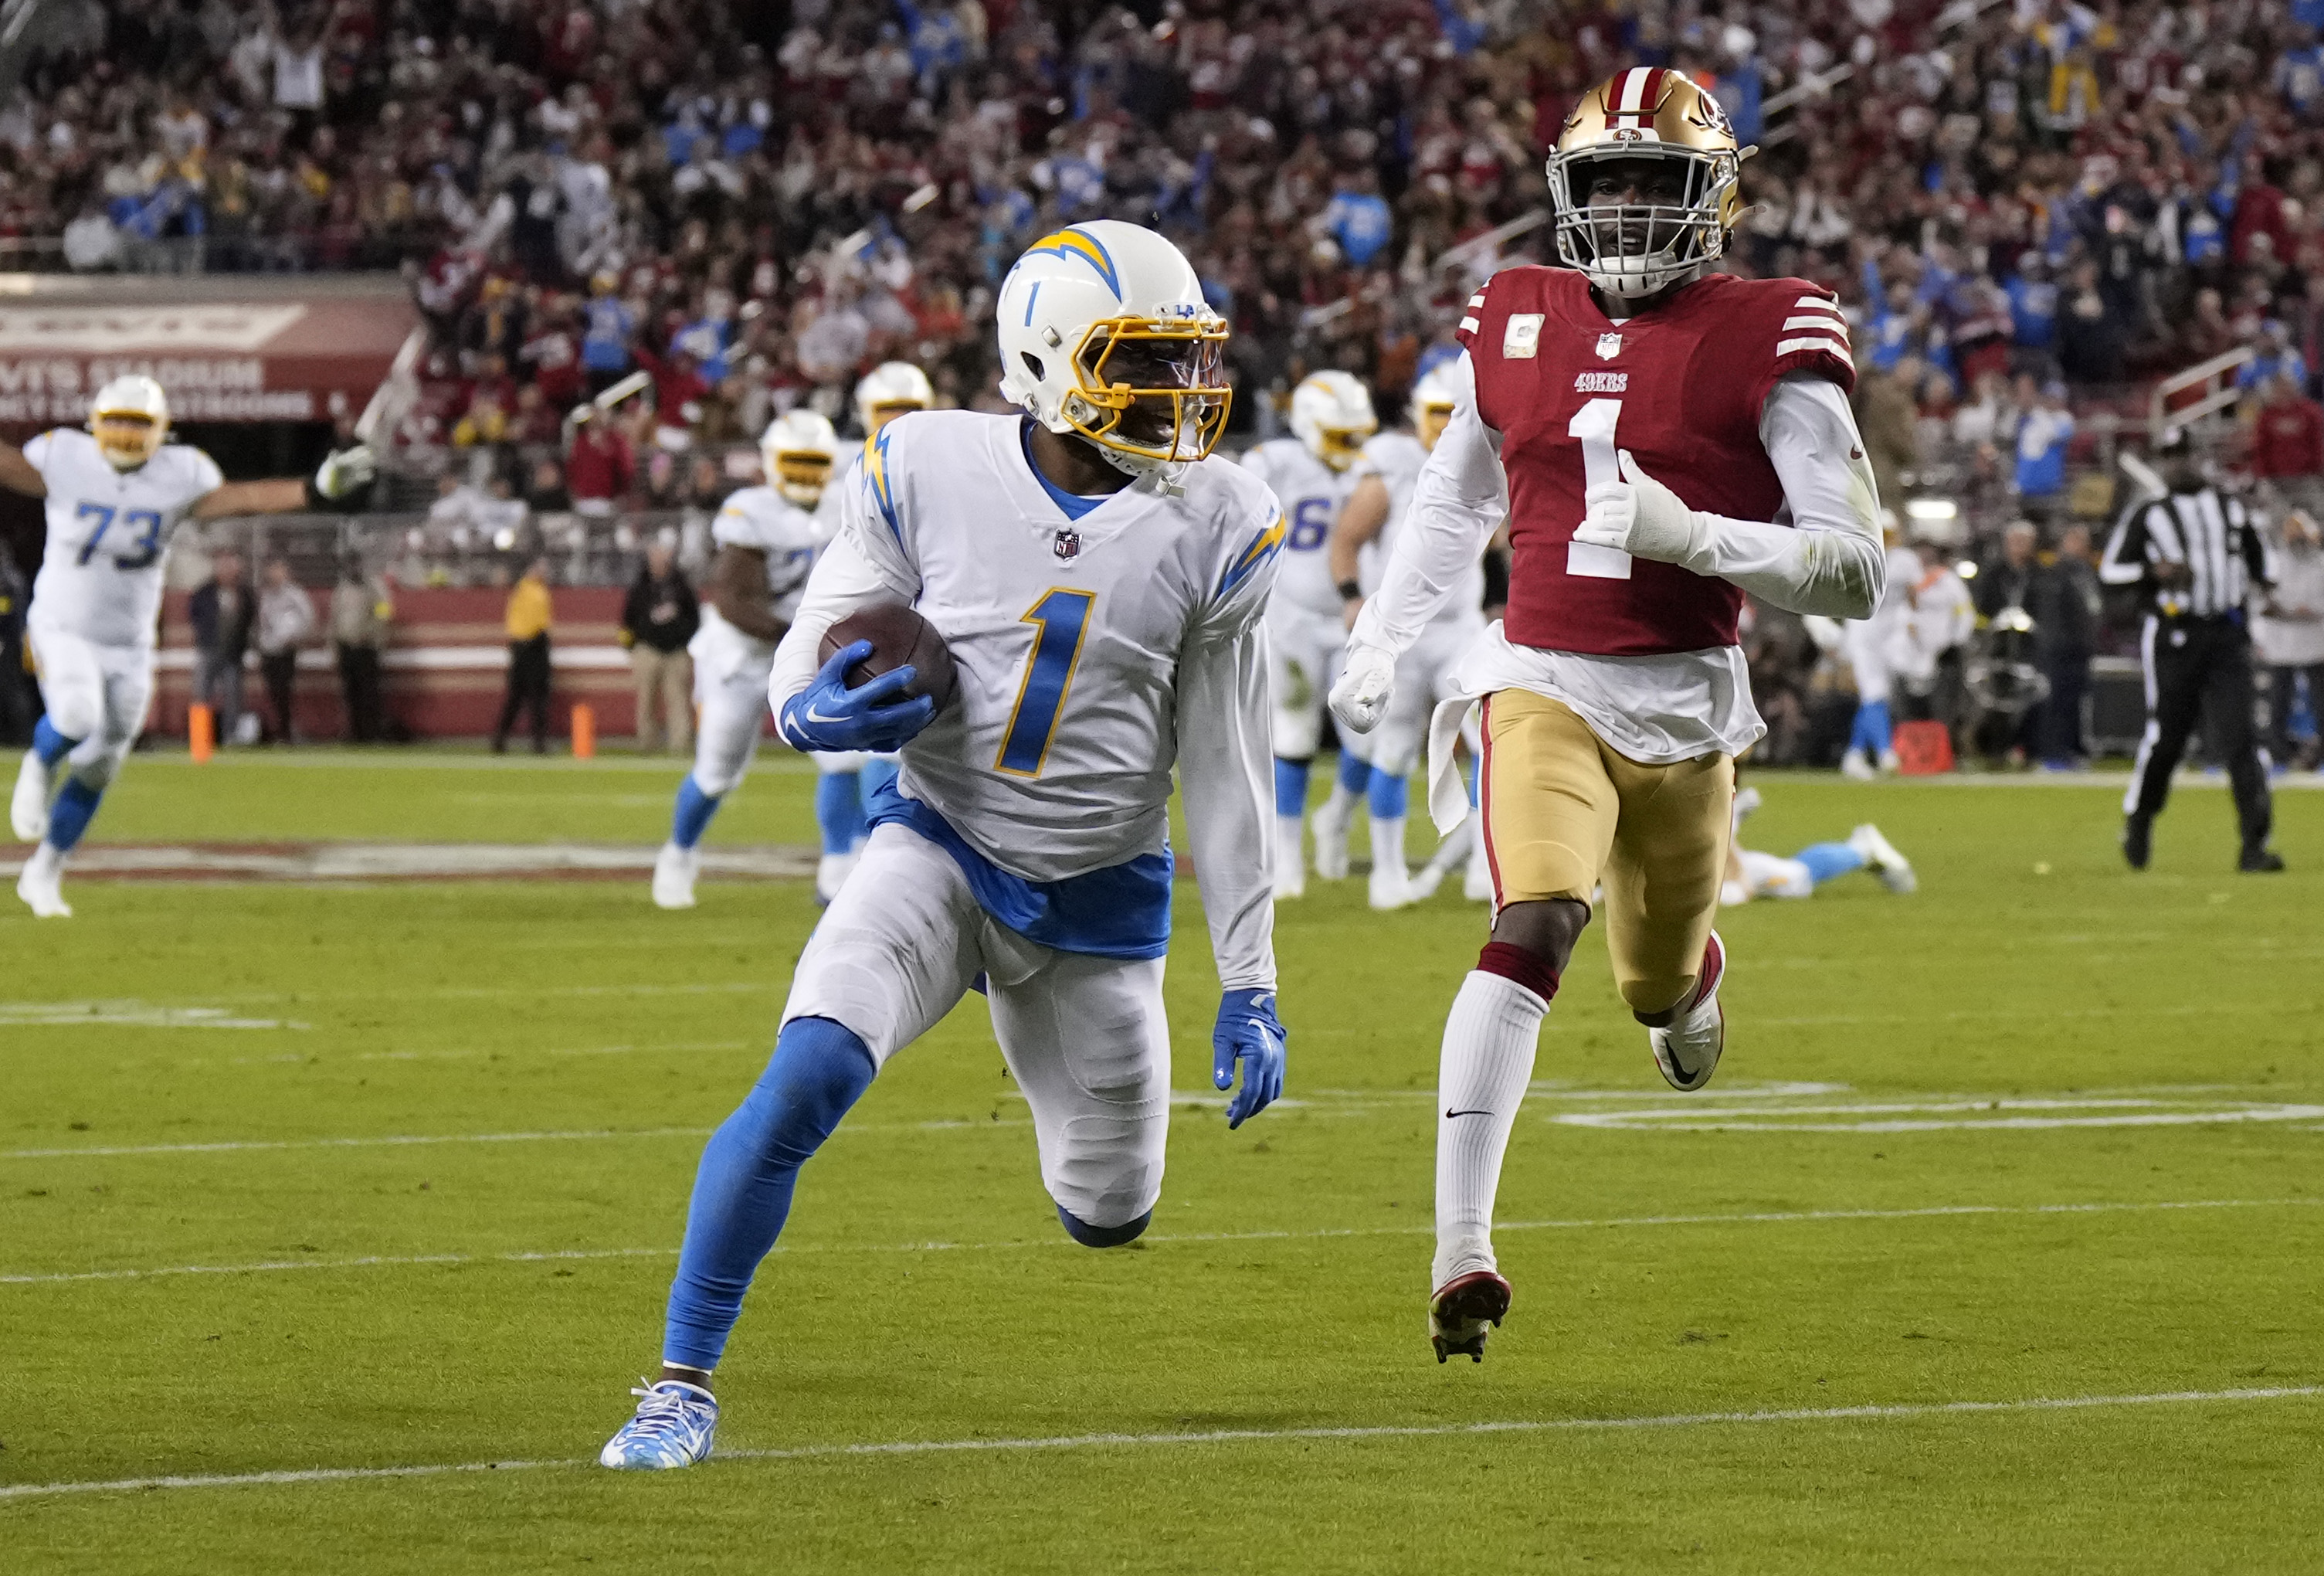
[1849,823,1917,893]
[15,845,71,919]
[1368,861,1415,911]
[1271,817,1305,901]
[1647,930,1725,1092]
[651,842,698,910]
[12,749,53,844]
[814,849,860,905]
[600,1379,719,1470]
[1878,748,1902,774]
[1838,748,1876,781]
[1310,792,1353,881]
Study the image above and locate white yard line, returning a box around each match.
[5,1197,2312,1288]
[1,1385,2313,1503]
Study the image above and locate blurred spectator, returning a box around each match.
[493,557,555,756]
[2251,375,2324,525]
[254,558,317,745]
[1894,540,1976,732]
[1976,521,2040,622]
[2239,321,2309,394]
[189,552,253,746]
[2013,383,2077,524]
[619,541,698,755]
[1853,359,1919,516]
[2031,525,2102,769]
[329,559,393,744]
[0,542,27,746]
[568,411,636,518]
[2256,513,2324,770]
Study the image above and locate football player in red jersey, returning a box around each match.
[1328,67,1888,1362]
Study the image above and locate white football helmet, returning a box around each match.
[853,361,933,436]
[1288,370,1377,472]
[760,409,840,508]
[88,374,170,470]
[1409,364,1458,452]
[996,220,1230,481]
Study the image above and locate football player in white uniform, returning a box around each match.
[602,221,1288,1470]
[1328,365,1494,909]
[3,375,373,917]
[809,361,938,873]
[1721,785,1915,904]
[1242,369,1376,898]
[650,411,839,909]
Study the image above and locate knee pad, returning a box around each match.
[68,747,124,793]
[41,686,102,744]
[1056,1203,1152,1248]
[1045,1110,1163,1231]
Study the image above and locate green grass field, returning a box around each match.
[3,754,2321,1573]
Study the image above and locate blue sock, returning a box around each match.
[1335,749,1372,798]
[814,770,866,855]
[1850,701,1892,758]
[32,716,77,767]
[46,779,103,853]
[1274,758,1310,819]
[663,1016,877,1371]
[1369,769,1410,820]
[1795,841,1865,886]
[670,774,720,849]
[857,756,901,815]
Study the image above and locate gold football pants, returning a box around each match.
[1479,689,1733,1016]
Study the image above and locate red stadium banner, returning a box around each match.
[0,290,418,426]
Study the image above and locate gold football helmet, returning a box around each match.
[1545,67,1748,301]
[88,374,171,470]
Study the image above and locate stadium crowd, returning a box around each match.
[11,0,2324,765]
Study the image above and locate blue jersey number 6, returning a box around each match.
[995,588,1095,777]
[1286,495,1332,552]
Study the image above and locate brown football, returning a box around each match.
[819,603,958,713]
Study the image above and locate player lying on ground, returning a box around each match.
[5,375,373,918]
[652,409,840,909]
[1720,786,1915,904]
[1329,66,1886,1360]
[1328,364,1501,910]
[602,220,1289,1469]
[803,361,940,889]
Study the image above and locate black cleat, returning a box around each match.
[2122,815,2152,870]
[1429,1269,1513,1364]
[2239,846,2287,873]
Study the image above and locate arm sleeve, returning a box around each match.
[1348,352,1507,659]
[1678,375,1885,618]
[1176,540,1279,994]
[2237,501,2275,587]
[2098,502,2153,586]
[766,489,920,712]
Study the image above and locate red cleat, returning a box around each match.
[1429,1269,1513,1363]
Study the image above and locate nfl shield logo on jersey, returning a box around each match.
[1053,528,1081,562]
[1596,332,1623,361]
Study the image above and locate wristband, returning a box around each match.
[1335,579,1363,603]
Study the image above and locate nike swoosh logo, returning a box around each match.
[1444,1109,1495,1119]
[805,703,848,725]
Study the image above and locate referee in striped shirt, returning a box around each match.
[2098,430,2284,872]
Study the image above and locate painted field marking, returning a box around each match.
[0,1002,304,1031]
[1552,1095,2324,1134]
[5,1197,2315,1288]
[1,1385,2314,1502]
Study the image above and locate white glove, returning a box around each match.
[314,444,377,501]
[1328,640,1396,735]
[1574,449,1708,568]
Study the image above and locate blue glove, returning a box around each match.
[1211,988,1286,1129]
[779,640,936,753]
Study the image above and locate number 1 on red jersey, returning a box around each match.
[1567,399,1634,581]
